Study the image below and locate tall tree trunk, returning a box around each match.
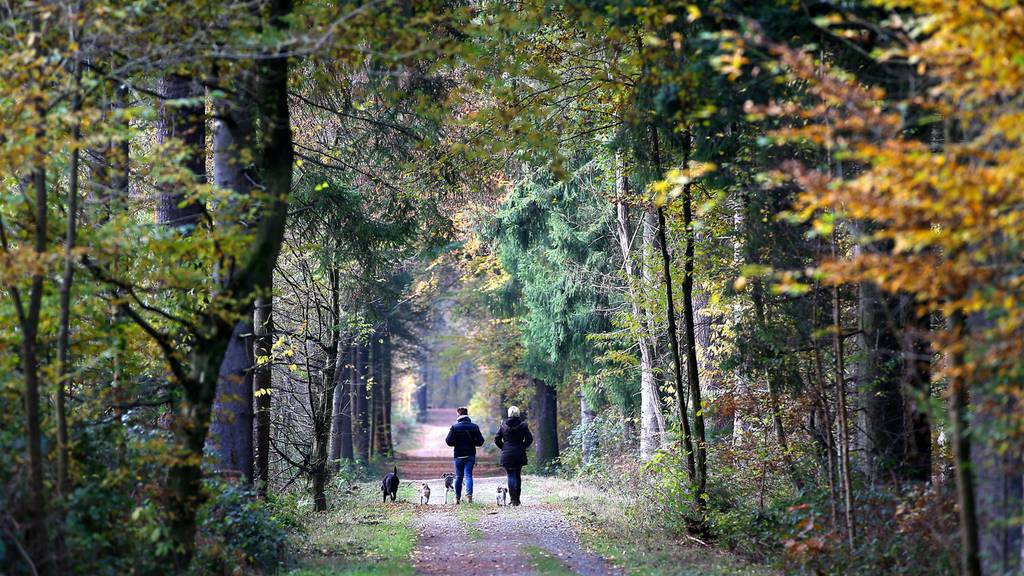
[329,341,353,466]
[532,377,560,467]
[678,132,707,502]
[314,267,342,507]
[157,74,205,229]
[56,64,83,499]
[208,70,258,483]
[254,295,273,496]
[949,310,981,576]
[832,281,856,546]
[9,168,53,575]
[310,365,333,512]
[654,204,696,479]
[354,343,371,462]
[614,169,665,460]
[164,0,292,564]
[732,197,752,444]
[380,330,394,457]
[209,321,255,481]
[415,375,429,423]
[811,321,839,528]
[860,283,907,483]
[371,332,385,456]
[904,306,932,482]
[975,391,1023,575]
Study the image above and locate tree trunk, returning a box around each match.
[832,281,856,547]
[354,343,371,462]
[678,134,708,501]
[415,365,429,422]
[860,283,908,483]
[615,185,665,460]
[904,306,932,482]
[164,0,292,563]
[208,71,258,483]
[371,333,386,456]
[56,67,83,499]
[580,389,597,462]
[974,392,1023,576]
[311,360,333,512]
[10,166,53,575]
[654,201,701,492]
[381,330,394,457]
[532,377,560,467]
[948,310,982,576]
[732,197,752,444]
[329,341,353,466]
[156,74,205,230]
[254,296,273,496]
[209,321,255,481]
[811,334,839,528]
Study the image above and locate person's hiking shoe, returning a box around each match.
[466,494,473,504]
[455,497,461,505]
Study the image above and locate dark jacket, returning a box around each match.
[446,415,485,458]
[494,416,533,469]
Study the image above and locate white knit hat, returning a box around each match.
[507,405,520,418]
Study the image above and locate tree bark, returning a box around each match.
[580,389,597,462]
[381,330,394,456]
[164,0,292,564]
[810,310,839,528]
[313,267,342,508]
[832,281,856,547]
[354,343,371,462]
[860,283,908,483]
[614,174,665,460]
[532,377,560,467]
[254,296,273,496]
[9,168,53,575]
[653,204,697,482]
[949,310,982,576]
[329,341,353,466]
[56,65,83,499]
[208,69,258,483]
[677,132,708,502]
[156,74,206,229]
[371,332,386,456]
[210,321,255,481]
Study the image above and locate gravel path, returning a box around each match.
[410,475,621,575]
[404,410,620,575]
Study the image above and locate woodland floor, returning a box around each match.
[289,410,773,575]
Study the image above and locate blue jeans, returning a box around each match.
[453,455,476,499]
[504,466,522,504]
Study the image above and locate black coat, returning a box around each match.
[445,416,485,458]
[494,416,533,469]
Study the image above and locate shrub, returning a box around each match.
[194,481,289,575]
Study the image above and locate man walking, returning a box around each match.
[445,406,485,504]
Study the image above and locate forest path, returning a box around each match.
[392,408,503,479]
[395,409,621,575]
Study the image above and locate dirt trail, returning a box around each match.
[395,408,503,479]
[398,409,621,575]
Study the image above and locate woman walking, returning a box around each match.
[494,406,533,506]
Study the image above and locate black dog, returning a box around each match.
[381,466,399,503]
